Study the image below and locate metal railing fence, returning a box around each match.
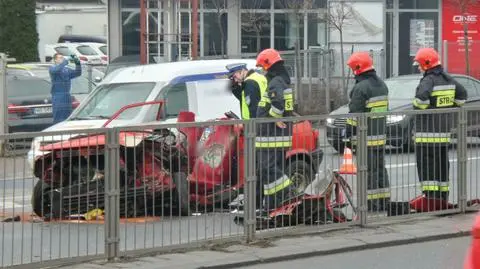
[0,107,479,267]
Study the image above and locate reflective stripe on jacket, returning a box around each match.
[412,66,468,144]
[346,70,389,147]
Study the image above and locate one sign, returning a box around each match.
[442,0,480,79]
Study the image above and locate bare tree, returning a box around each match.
[446,0,476,75]
[325,0,354,99]
[241,0,269,52]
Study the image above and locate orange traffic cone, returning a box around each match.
[339,147,357,175]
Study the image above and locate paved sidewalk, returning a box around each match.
[50,212,477,269]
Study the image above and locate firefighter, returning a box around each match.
[411,47,467,211]
[255,48,295,215]
[345,51,390,212]
[225,63,267,120]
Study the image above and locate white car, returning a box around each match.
[82,42,108,64]
[27,59,255,171]
[44,43,103,65]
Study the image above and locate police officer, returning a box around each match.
[255,48,295,215]
[225,63,267,120]
[345,51,390,213]
[411,47,467,211]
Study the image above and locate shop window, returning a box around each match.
[307,13,326,48]
[241,12,271,53]
[203,12,228,56]
[274,13,304,50]
[241,0,270,9]
[399,0,439,9]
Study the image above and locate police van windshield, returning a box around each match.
[385,78,420,99]
[71,82,159,120]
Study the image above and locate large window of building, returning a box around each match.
[119,0,327,60]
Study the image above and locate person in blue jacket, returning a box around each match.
[49,53,82,123]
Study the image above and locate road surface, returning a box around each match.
[238,237,471,269]
[1,131,480,266]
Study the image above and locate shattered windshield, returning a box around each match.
[72,82,159,120]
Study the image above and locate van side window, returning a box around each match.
[161,82,189,118]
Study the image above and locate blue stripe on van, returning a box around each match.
[170,72,229,84]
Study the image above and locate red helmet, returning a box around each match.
[413,48,440,70]
[347,52,374,76]
[256,48,283,70]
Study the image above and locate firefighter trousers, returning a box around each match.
[415,144,450,201]
[256,148,294,212]
[367,146,390,211]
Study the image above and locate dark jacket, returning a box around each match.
[413,65,468,137]
[256,62,293,139]
[347,70,389,145]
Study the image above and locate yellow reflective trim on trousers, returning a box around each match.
[431,89,455,96]
[367,192,391,200]
[346,118,357,126]
[421,186,449,192]
[263,178,294,196]
[366,100,388,108]
[255,141,292,148]
[414,137,451,143]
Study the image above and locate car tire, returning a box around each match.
[32,180,51,218]
[285,160,314,194]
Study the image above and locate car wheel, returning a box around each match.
[286,160,314,195]
[32,180,51,218]
[402,127,415,153]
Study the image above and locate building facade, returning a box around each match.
[107,0,480,79]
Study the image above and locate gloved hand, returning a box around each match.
[70,54,81,65]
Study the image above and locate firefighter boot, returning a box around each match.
[409,191,452,212]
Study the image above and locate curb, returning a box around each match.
[198,230,471,269]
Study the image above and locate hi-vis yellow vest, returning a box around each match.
[241,72,268,119]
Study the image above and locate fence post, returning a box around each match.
[443,40,448,73]
[0,53,15,157]
[243,119,256,242]
[104,128,120,260]
[325,50,331,113]
[457,107,467,213]
[356,113,368,226]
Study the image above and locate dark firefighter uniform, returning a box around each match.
[412,48,467,207]
[255,48,295,212]
[226,63,268,120]
[345,52,390,212]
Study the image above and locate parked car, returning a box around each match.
[44,43,103,65]
[7,63,104,102]
[27,59,257,170]
[326,74,480,153]
[82,42,108,64]
[5,68,79,133]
